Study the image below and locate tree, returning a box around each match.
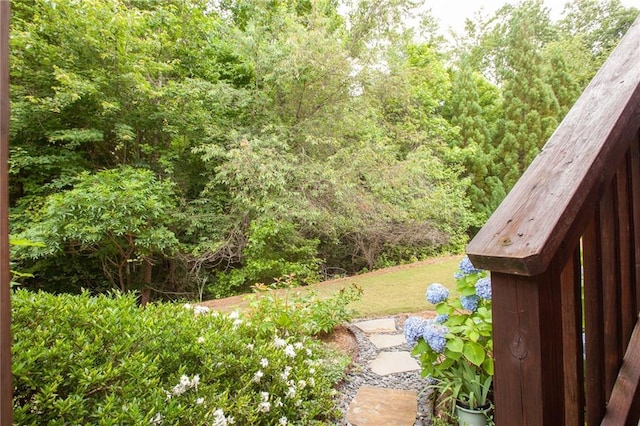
[445,56,505,226]
[492,1,560,191]
[559,0,639,67]
[15,167,179,294]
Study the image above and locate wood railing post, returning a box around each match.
[491,265,565,425]
[0,2,12,424]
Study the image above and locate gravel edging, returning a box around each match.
[334,318,436,425]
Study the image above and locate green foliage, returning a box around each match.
[494,1,560,192]
[14,167,179,292]
[246,281,363,336]
[212,219,322,297]
[405,257,493,418]
[7,0,636,297]
[12,289,348,424]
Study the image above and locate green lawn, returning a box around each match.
[307,255,463,318]
[204,254,464,318]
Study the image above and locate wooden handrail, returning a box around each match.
[467,16,640,277]
[467,15,640,426]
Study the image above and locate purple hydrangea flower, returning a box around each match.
[403,316,431,346]
[458,256,483,276]
[461,294,479,312]
[434,314,448,324]
[426,283,449,304]
[423,323,449,353]
[475,277,492,301]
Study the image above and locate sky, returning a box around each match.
[427,0,640,36]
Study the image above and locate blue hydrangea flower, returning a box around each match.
[458,256,483,276]
[423,323,449,353]
[434,314,449,324]
[475,277,492,301]
[403,316,431,346]
[426,283,449,304]
[461,294,479,312]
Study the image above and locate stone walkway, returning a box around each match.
[339,317,433,426]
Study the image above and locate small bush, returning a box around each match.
[12,290,348,424]
[246,282,363,336]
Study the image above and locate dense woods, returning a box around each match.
[8,0,638,300]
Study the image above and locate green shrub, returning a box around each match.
[211,219,322,298]
[12,290,348,424]
[246,282,363,336]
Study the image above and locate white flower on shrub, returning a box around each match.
[149,413,164,425]
[279,417,288,425]
[168,374,200,397]
[284,344,296,358]
[193,305,210,315]
[252,370,264,383]
[260,358,269,368]
[281,366,292,380]
[196,397,204,405]
[258,393,271,413]
[294,342,303,350]
[212,409,235,426]
[213,409,227,426]
[229,310,240,319]
[274,336,286,348]
[285,385,296,399]
[197,336,205,344]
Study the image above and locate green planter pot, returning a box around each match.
[455,402,491,426]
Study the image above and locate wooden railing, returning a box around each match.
[467,16,640,425]
[0,2,12,425]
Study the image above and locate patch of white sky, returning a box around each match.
[427,0,640,37]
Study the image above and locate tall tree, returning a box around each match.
[559,0,639,67]
[493,0,560,191]
[446,56,505,225]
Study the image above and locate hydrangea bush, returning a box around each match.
[404,256,493,414]
[12,289,355,424]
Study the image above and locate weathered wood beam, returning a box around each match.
[601,316,640,425]
[491,260,565,425]
[0,1,12,424]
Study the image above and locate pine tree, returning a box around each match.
[495,3,560,191]
[447,56,505,225]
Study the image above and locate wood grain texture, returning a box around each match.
[0,2,11,424]
[561,249,584,426]
[491,268,565,425]
[467,16,640,276]
[600,182,621,400]
[601,317,640,425]
[583,215,606,425]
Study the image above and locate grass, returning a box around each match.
[308,255,463,318]
[202,254,463,318]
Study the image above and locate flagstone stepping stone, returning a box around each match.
[369,351,420,376]
[346,385,418,426]
[369,333,406,349]
[353,318,397,334]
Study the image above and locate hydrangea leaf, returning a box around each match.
[463,341,486,366]
[446,337,464,353]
